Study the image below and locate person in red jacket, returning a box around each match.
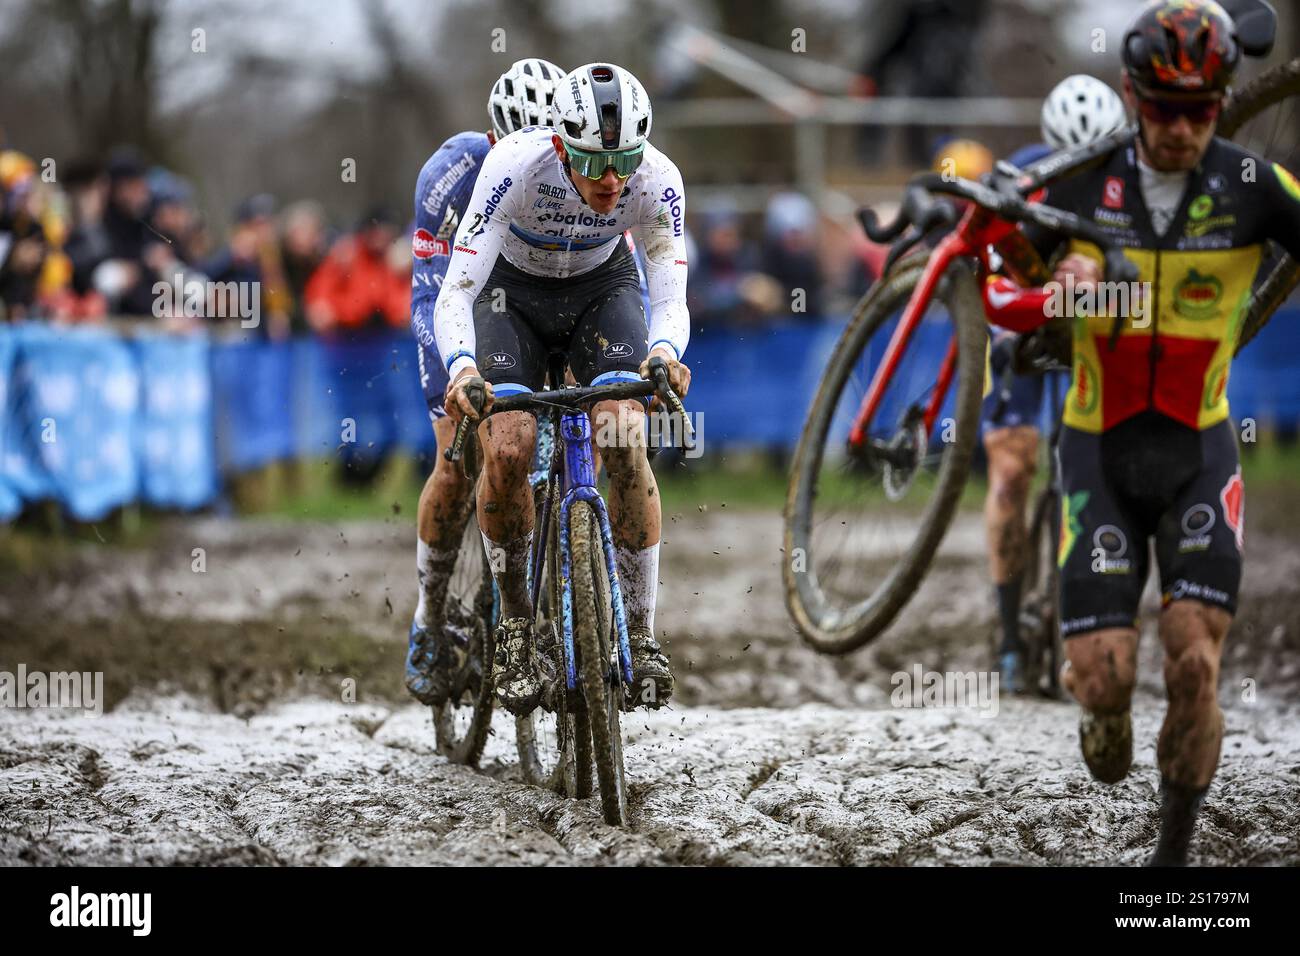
[305,206,411,486]
[305,206,409,334]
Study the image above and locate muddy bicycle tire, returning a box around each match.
[570,500,628,825]
[1219,58,1300,353]
[516,480,589,794]
[783,258,987,654]
[432,519,497,766]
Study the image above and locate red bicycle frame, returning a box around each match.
[846,199,1054,449]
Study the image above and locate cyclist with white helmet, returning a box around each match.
[1040,73,1128,151]
[979,74,1127,695]
[404,57,567,706]
[436,63,691,716]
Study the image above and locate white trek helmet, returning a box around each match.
[488,58,566,140]
[554,63,652,152]
[1040,74,1128,149]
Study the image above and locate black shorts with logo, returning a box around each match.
[1057,411,1244,637]
[472,239,647,394]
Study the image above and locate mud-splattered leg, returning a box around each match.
[1148,599,1230,865]
[1064,627,1139,784]
[414,417,475,630]
[592,398,670,706]
[476,411,537,619]
[983,425,1038,682]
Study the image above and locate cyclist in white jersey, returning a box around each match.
[405,58,567,706]
[435,63,691,715]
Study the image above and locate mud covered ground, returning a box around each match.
[2,495,1299,866]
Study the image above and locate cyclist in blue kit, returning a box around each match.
[404,58,568,706]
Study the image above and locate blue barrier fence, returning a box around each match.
[2,309,1299,521]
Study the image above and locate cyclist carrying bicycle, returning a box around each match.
[404,58,570,707]
[434,63,691,716]
[1022,0,1300,865]
[982,75,1126,694]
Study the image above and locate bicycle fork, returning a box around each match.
[848,231,967,449]
[550,410,634,693]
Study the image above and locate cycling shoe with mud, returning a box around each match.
[628,626,673,709]
[492,616,542,716]
[405,619,468,707]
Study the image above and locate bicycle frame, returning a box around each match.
[539,408,635,692]
[446,362,685,702]
[847,202,1055,451]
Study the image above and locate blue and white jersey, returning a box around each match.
[411,130,493,362]
[433,126,690,380]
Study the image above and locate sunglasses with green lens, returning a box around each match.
[564,143,646,180]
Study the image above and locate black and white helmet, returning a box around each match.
[553,63,652,152]
[488,58,566,140]
[1040,74,1128,149]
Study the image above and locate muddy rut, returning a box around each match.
[2,505,1298,865]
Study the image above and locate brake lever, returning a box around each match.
[648,358,694,442]
[444,379,486,466]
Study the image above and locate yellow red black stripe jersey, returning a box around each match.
[1023,134,1300,434]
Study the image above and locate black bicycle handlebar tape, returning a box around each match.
[444,378,486,463]
[648,355,694,439]
[860,183,958,244]
[859,206,908,244]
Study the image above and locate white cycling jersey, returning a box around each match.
[433,126,690,380]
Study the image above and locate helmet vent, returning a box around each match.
[600,102,619,148]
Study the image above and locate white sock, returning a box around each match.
[615,542,660,634]
[415,539,459,630]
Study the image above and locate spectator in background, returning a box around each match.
[101,148,158,315]
[205,194,291,339]
[62,159,112,318]
[854,0,992,166]
[146,168,202,267]
[0,151,49,319]
[762,191,824,320]
[278,200,327,336]
[305,205,409,336]
[305,205,411,487]
[687,202,782,327]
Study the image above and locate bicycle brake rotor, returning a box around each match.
[882,419,928,501]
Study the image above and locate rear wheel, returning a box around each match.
[1219,57,1300,351]
[516,479,585,793]
[432,514,497,766]
[783,259,987,654]
[570,500,627,826]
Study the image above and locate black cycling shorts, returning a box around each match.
[472,240,647,395]
[1057,411,1244,638]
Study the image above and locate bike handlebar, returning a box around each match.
[861,171,1141,287]
[859,183,958,244]
[443,358,691,465]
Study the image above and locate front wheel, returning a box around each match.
[570,500,627,826]
[783,258,987,654]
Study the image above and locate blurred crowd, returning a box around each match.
[0,140,413,337]
[1,137,877,333]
